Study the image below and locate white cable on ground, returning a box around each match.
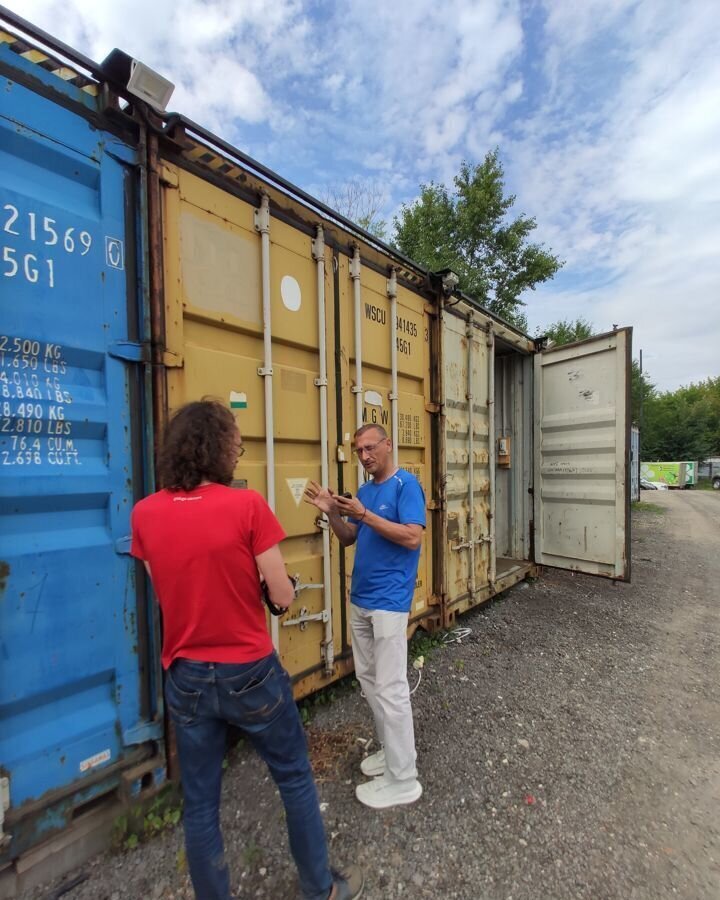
[409,668,422,696]
[441,626,472,644]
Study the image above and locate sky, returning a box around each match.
[9,0,720,392]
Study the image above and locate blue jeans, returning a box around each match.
[165,653,333,900]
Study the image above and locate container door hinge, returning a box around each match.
[160,164,180,187]
[108,340,151,363]
[425,402,440,414]
[115,536,132,555]
[163,350,184,368]
[123,720,164,746]
[0,777,10,848]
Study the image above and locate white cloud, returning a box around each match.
[7,0,718,390]
[514,0,720,390]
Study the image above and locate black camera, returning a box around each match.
[261,574,299,617]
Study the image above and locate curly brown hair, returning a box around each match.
[158,399,239,491]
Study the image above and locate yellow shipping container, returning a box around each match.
[159,156,443,697]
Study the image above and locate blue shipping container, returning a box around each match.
[0,39,162,860]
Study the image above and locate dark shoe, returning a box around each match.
[329,864,364,899]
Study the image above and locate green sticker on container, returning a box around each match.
[230,391,247,410]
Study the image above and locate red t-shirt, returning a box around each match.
[131,483,285,668]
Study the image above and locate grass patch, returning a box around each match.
[695,480,720,492]
[632,500,666,514]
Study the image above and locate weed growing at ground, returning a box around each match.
[298,672,359,725]
[408,628,446,661]
[112,784,183,853]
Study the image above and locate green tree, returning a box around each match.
[538,317,594,346]
[393,150,563,326]
[322,179,387,239]
[641,376,720,461]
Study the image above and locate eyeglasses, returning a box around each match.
[352,439,386,457]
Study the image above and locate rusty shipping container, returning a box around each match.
[0,11,632,892]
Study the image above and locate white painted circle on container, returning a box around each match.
[281,275,302,311]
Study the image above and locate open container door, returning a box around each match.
[533,328,632,580]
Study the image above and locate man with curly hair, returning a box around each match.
[131,399,363,900]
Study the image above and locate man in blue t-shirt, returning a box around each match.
[304,424,426,810]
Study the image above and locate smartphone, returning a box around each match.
[340,491,352,499]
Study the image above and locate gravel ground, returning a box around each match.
[25,491,720,899]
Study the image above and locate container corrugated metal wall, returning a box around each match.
[0,39,162,862]
[442,312,492,603]
[440,302,537,622]
[159,162,440,697]
[339,261,435,629]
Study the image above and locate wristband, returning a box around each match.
[359,506,367,523]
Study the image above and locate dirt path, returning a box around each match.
[612,490,720,899]
[24,492,720,900]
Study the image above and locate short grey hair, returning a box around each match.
[354,423,388,441]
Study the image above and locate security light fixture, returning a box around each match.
[437,268,460,295]
[100,48,174,111]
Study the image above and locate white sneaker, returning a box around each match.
[355,775,422,810]
[360,748,385,777]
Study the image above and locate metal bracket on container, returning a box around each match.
[254,196,270,234]
[314,377,328,387]
[350,385,362,394]
[115,535,132,555]
[282,607,330,630]
[257,366,273,377]
[123,720,164,746]
[321,639,335,672]
[315,517,330,531]
[163,350,184,368]
[108,340,151,363]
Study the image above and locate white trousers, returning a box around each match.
[350,604,418,783]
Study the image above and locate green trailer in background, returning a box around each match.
[640,461,696,489]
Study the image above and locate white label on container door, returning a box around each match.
[229,391,247,409]
[364,390,383,406]
[79,749,111,773]
[286,477,308,506]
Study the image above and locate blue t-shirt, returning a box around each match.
[349,469,426,613]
